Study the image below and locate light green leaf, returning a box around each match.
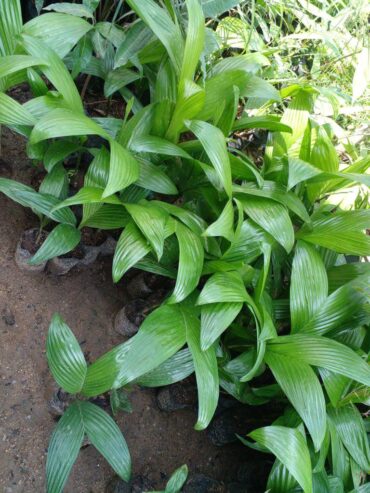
[290,240,328,332]
[167,221,204,303]
[137,349,194,387]
[186,119,232,197]
[241,196,294,253]
[180,0,205,82]
[197,271,248,304]
[29,224,81,265]
[23,13,93,59]
[53,187,122,210]
[165,464,189,493]
[44,2,94,18]
[43,140,81,172]
[112,221,151,283]
[265,352,326,451]
[46,314,87,394]
[201,0,242,17]
[185,307,219,430]
[267,334,370,386]
[249,426,312,493]
[78,401,131,481]
[233,115,292,133]
[0,55,47,79]
[0,92,36,126]
[136,159,178,195]
[130,135,191,159]
[201,302,242,350]
[103,140,140,197]
[204,200,234,242]
[124,202,168,260]
[46,402,84,493]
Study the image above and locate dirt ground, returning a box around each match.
[0,128,258,492]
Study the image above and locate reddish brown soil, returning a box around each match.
[0,128,250,492]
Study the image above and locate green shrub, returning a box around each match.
[0,0,369,492]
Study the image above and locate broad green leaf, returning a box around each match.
[197,271,248,304]
[201,0,242,17]
[0,180,76,225]
[29,224,81,265]
[185,308,219,430]
[204,200,234,242]
[46,314,87,394]
[103,140,140,197]
[233,115,292,133]
[112,222,151,283]
[265,352,326,451]
[167,221,204,303]
[249,426,312,493]
[301,274,370,336]
[233,181,310,223]
[180,0,205,82]
[241,197,294,253]
[44,2,94,18]
[0,92,36,126]
[114,21,153,69]
[186,120,232,196]
[290,241,328,332]
[267,334,370,387]
[136,159,178,195]
[201,302,242,350]
[0,55,47,79]
[267,460,297,493]
[21,34,83,112]
[327,405,370,472]
[126,0,184,74]
[165,464,188,493]
[0,0,22,57]
[23,13,93,59]
[39,164,68,199]
[124,203,168,260]
[81,205,129,230]
[53,187,122,210]
[327,263,370,293]
[104,68,140,98]
[298,211,370,256]
[112,304,188,389]
[46,402,84,493]
[319,368,350,407]
[43,140,81,172]
[78,401,131,481]
[288,157,322,190]
[137,349,194,387]
[130,135,191,159]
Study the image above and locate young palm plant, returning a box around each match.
[0,0,369,492]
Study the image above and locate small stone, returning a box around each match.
[114,300,147,337]
[2,306,15,326]
[156,381,197,412]
[183,474,225,493]
[48,388,73,418]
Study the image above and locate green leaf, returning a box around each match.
[180,0,205,82]
[233,181,310,223]
[0,92,36,126]
[103,140,140,197]
[201,302,242,350]
[241,196,294,253]
[233,115,292,133]
[298,211,370,256]
[301,275,370,336]
[110,389,132,416]
[46,314,87,394]
[136,158,178,195]
[104,68,140,98]
[0,179,76,225]
[23,12,93,59]
[130,135,191,159]
[327,263,370,293]
[112,221,151,283]
[100,304,188,391]
[114,21,153,69]
[204,200,234,242]
[44,2,94,18]
[39,164,68,199]
[124,202,168,260]
[46,402,84,493]
[21,34,83,112]
[197,271,248,304]
[78,401,131,481]
[267,334,370,387]
[82,204,129,230]
[0,55,47,79]
[165,464,189,493]
[167,221,204,303]
[126,0,184,74]
[290,240,328,332]
[0,0,22,58]
[201,0,242,17]
[137,349,194,387]
[327,405,370,472]
[29,224,81,265]
[249,426,312,493]
[185,307,219,430]
[53,187,122,210]
[265,352,326,451]
[186,120,232,197]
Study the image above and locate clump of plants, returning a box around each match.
[0,0,369,492]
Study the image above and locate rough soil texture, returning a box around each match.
[0,128,256,492]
